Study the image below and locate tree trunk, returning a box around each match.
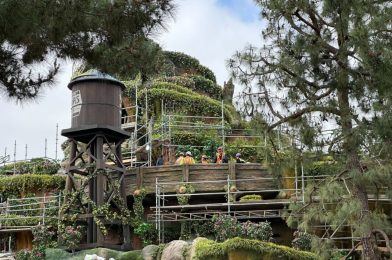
[338,80,377,260]
[336,3,377,258]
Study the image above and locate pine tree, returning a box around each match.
[0,0,174,101]
[229,1,392,258]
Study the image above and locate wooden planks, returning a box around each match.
[124,163,278,195]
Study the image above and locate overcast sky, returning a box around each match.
[0,0,263,161]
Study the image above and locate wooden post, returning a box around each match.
[96,136,105,244]
[184,165,189,182]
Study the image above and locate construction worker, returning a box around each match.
[175,152,185,165]
[214,147,228,164]
[201,155,209,164]
[235,153,245,163]
[183,151,195,164]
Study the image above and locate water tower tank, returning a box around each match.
[68,70,125,129]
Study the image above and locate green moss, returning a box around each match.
[194,237,319,260]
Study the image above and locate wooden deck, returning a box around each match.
[124,163,278,195]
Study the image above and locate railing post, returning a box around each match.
[301,161,305,203]
[42,194,46,225]
[227,175,230,214]
[295,160,298,201]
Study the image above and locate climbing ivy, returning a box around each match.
[59,167,131,238]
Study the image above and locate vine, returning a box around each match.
[176,184,195,205]
[59,166,131,239]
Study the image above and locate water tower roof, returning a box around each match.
[68,69,125,89]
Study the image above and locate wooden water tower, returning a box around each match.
[61,70,131,250]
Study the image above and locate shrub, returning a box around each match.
[292,231,312,251]
[15,249,31,260]
[0,158,60,175]
[0,174,65,199]
[240,221,273,241]
[60,225,82,252]
[134,222,157,246]
[239,194,263,202]
[32,225,55,247]
[212,215,241,242]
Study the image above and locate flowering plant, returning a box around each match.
[212,214,241,241]
[240,220,273,241]
[60,225,83,252]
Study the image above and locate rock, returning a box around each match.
[142,244,159,260]
[161,240,189,260]
[84,254,104,260]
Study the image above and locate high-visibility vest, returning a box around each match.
[183,156,195,165]
[175,156,184,165]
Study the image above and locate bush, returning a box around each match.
[241,221,273,241]
[0,158,60,175]
[0,174,65,199]
[134,222,157,246]
[292,231,312,251]
[15,249,31,260]
[60,225,83,252]
[212,215,241,242]
[239,194,263,202]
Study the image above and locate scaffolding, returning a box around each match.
[150,170,392,249]
[151,174,299,243]
[0,194,62,231]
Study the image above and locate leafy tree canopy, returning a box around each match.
[0,0,174,101]
[230,0,392,258]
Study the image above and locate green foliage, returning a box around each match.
[163,51,216,82]
[0,214,42,226]
[0,174,65,199]
[0,0,174,101]
[241,221,273,241]
[59,167,131,239]
[212,215,241,242]
[176,184,195,205]
[138,87,233,122]
[132,188,146,227]
[60,225,83,252]
[191,220,215,238]
[292,231,312,251]
[239,194,263,202]
[194,237,319,260]
[155,75,222,100]
[32,225,55,247]
[0,158,60,175]
[134,222,157,246]
[303,161,342,176]
[15,250,31,260]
